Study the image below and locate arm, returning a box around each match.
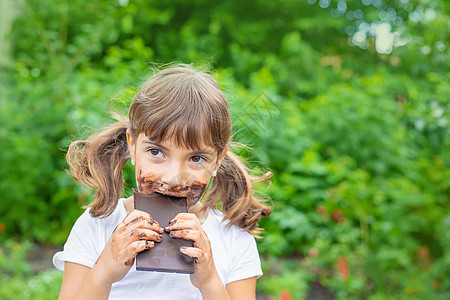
[200,277,257,300]
[59,264,258,300]
[184,272,257,300]
[166,213,258,300]
[226,277,257,300]
[59,262,112,300]
[166,213,229,299]
[58,210,164,300]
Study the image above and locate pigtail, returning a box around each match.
[66,115,130,217]
[204,150,272,238]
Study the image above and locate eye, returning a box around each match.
[189,155,206,163]
[148,148,164,157]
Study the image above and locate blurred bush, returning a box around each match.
[0,239,62,299]
[0,0,448,298]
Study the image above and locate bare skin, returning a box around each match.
[59,209,164,300]
[59,133,257,299]
[166,212,222,290]
[95,210,164,283]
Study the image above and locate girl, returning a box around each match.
[53,64,272,300]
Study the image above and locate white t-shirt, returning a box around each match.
[53,198,263,299]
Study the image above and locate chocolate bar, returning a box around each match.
[133,188,195,274]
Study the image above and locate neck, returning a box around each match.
[189,202,209,224]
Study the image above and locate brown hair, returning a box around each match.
[67,64,272,236]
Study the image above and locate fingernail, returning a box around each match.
[180,246,187,252]
[165,226,170,232]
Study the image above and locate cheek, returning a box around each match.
[195,172,211,185]
[136,159,164,174]
[136,170,161,194]
[186,164,214,184]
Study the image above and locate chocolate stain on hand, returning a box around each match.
[170,230,187,238]
[130,217,141,224]
[137,170,207,206]
[145,240,153,249]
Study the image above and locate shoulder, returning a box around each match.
[76,199,126,228]
[206,209,248,232]
[204,209,236,234]
[204,209,257,247]
[53,199,127,271]
[204,209,263,285]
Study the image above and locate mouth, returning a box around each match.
[147,186,205,207]
[136,170,208,206]
[153,191,187,201]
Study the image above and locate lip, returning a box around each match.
[157,184,205,203]
[151,192,189,205]
[148,184,193,197]
[153,190,186,199]
[141,181,207,204]
[137,170,208,206]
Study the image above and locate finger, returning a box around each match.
[180,246,209,263]
[115,240,155,266]
[131,228,163,242]
[123,240,155,261]
[118,210,164,234]
[143,218,165,233]
[169,229,200,242]
[123,209,153,224]
[172,213,197,222]
[123,209,162,230]
[166,214,199,232]
[170,229,210,251]
[126,217,164,234]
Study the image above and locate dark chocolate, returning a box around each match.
[133,188,195,274]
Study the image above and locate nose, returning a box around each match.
[160,160,188,187]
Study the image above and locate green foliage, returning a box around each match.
[0,269,63,300]
[0,239,63,300]
[254,70,449,297]
[0,0,448,298]
[0,239,32,278]
[258,257,312,299]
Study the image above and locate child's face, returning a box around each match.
[127,131,225,204]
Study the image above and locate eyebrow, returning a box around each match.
[143,139,169,152]
[143,138,215,156]
[192,150,215,157]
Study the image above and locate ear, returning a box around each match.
[126,129,136,161]
[215,146,228,170]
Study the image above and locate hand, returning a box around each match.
[165,213,221,291]
[96,209,164,284]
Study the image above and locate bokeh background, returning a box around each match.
[0,0,448,299]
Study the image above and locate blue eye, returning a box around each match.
[148,148,164,157]
[189,155,206,163]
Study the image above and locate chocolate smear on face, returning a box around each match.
[137,170,207,206]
